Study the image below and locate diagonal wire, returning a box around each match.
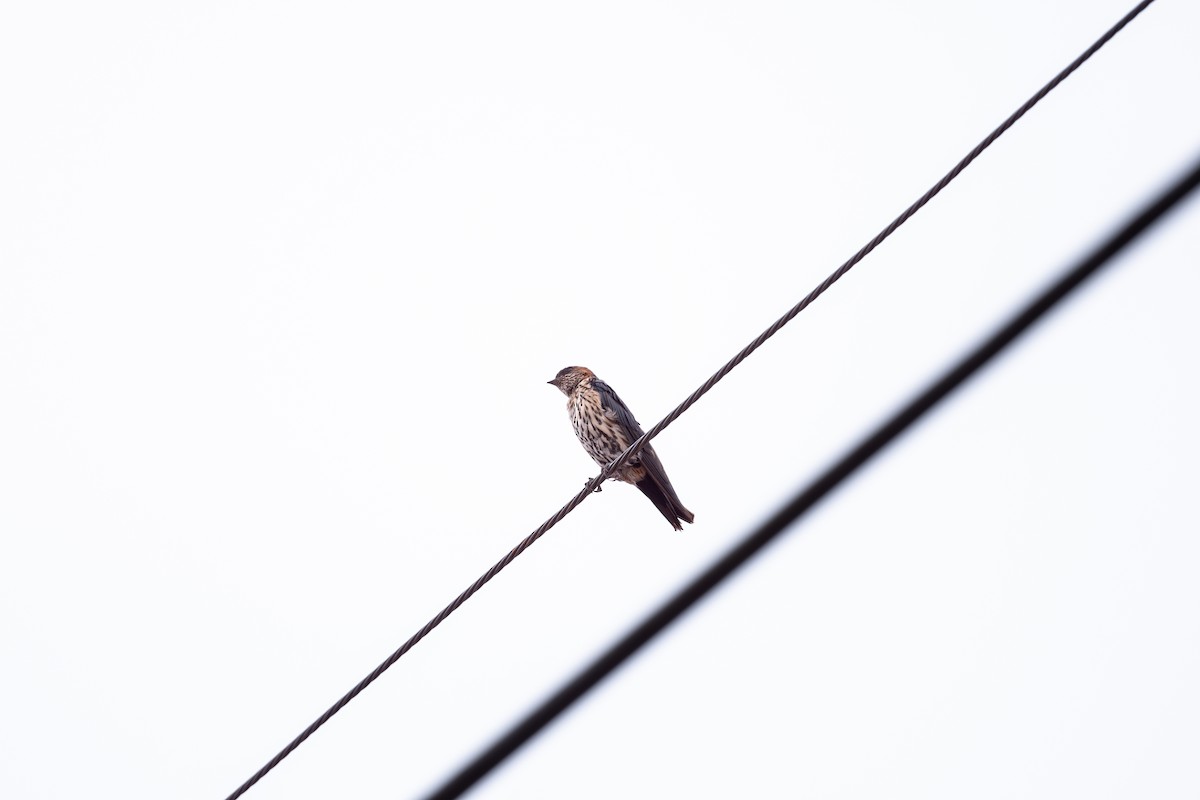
[223,3,1157,797]
[424,148,1200,800]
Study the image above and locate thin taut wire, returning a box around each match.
[224,2,1157,797]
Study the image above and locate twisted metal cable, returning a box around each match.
[630,0,1157,454]
[224,3,1156,797]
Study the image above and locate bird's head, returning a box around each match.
[547,366,594,395]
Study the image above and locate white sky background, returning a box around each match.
[2,1,1198,798]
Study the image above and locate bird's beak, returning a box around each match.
[546,379,557,386]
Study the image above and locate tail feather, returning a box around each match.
[636,476,695,531]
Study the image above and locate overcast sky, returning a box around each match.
[3,1,1199,798]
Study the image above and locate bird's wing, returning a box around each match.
[594,378,675,486]
[592,379,646,439]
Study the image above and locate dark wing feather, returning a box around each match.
[594,379,694,527]
[636,446,694,526]
[592,379,646,440]
[634,475,689,531]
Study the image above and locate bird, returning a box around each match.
[548,366,694,531]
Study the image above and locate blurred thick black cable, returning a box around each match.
[422,152,1200,800]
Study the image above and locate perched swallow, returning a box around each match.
[548,366,694,531]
